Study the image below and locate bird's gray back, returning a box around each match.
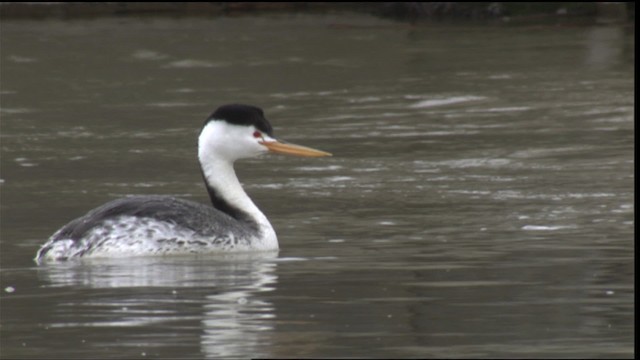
[50,195,252,242]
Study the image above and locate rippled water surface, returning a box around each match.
[1,15,634,358]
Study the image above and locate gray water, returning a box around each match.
[0,14,634,359]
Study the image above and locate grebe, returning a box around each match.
[35,104,331,263]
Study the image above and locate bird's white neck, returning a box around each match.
[199,156,278,250]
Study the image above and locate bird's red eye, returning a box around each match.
[253,131,262,138]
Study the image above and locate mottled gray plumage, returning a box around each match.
[54,195,255,240]
[35,195,259,262]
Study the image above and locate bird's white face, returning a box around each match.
[199,120,270,163]
[198,120,331,165]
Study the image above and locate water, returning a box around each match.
[1,14,634,358]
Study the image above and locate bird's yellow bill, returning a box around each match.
[260,140,332,157]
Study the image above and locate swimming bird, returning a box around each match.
[35,104,331,263]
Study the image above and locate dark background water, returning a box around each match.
[0,14,634,358]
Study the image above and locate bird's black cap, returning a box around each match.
[206,104,274,136]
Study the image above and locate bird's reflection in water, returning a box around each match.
[36,252,279,357]
[201,256,278,358]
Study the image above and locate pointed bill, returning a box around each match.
[259,140,332,157]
